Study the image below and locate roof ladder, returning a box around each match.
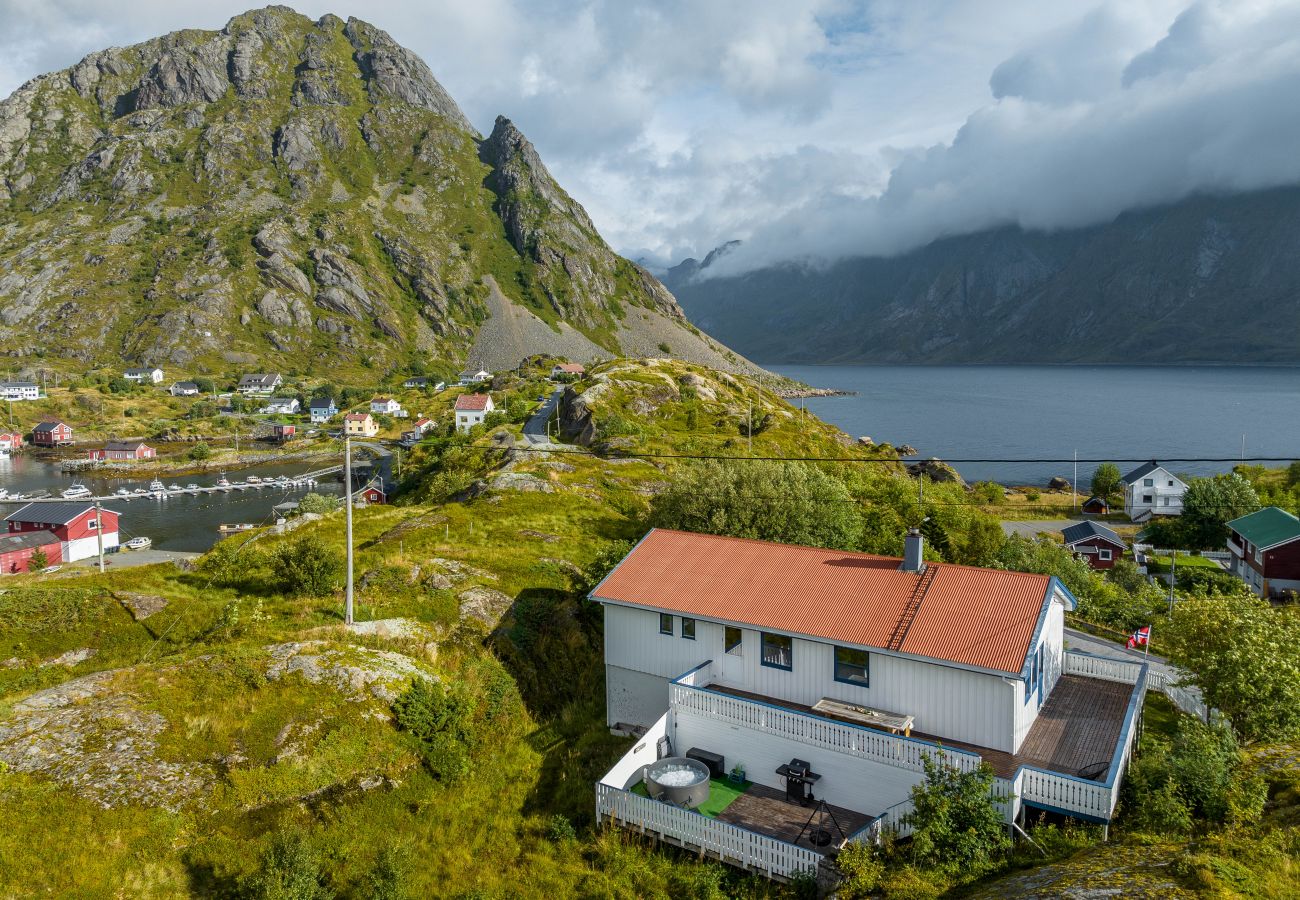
[886,564,938,652]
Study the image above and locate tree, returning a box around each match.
[1181,473,1260,549]
[297,493,340,515]
[648,459,863,550]
[28,548,48,571]
[192,376,215,394]
[269,535,344,597]
[1163,591,1300,742]
[392,679,474,782]
[187,441,211,461]
[905,754,1010,874]
[1090,462,1122,502]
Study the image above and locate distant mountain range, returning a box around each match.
[0,7,753,379]
[664,187,1300,364]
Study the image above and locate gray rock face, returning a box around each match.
[257,289,311,328]
[136,41,231,109]
[343,18,474,132]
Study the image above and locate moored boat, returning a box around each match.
[217,523,256,534]
[61,483,92,500]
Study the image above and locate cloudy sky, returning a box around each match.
[3,0,1300,274]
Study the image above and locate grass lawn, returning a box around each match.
[1144,554,1222,574]
[630,777,751,818]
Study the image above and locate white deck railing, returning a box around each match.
[1063,650,1144,684]
[595,783,821,880]
[669,680,982,776]
[600,712,669,790]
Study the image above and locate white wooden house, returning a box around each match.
[0,381,40,401]
[593,529,1148,880]
[453,393,493,432]
[124,367,164,384]
[1122,461,1187,522]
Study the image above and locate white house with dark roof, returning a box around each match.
[592,528,1149,879]
[124,367,164,384]
[1122,461,1187,522]
[261,397,300,415]
[0,381,40,401]
[238,373,283,395]
[169,381,201,396]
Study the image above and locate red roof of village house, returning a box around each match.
[555,363,585,373]
[344,412,372,422]
[454,394,491,411]
[592,529,1058,675]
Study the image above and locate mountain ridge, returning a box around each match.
[0,6,755,379]
[665,186,1300,365]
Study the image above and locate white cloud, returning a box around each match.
[2,1,1298,274]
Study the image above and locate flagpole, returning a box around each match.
[1144,623,1151,658]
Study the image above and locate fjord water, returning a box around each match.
[771,365,1300,487]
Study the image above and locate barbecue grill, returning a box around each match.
[775,757,821,805]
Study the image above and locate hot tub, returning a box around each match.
[644,756,711,808]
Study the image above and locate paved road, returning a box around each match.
[69,548,199,571]
[523,387,563,447]
[1001,519,1086,538]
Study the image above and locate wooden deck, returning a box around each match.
[715,783,873,851]
[709,674,1134,781]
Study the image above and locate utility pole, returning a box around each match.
[344,435,354,626]
[1168,550,1176,615]
[747,399,753,454]
[94,501,105,574]
[1073,450,1078,513]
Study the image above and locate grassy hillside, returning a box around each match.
[1,358,1297,898]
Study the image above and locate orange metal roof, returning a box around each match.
[454,394,491,411]
[593,529,1054,674]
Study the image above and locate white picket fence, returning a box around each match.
[595,783,821,880]
[669,680,983,775]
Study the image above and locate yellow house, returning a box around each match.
[344,412,378,437]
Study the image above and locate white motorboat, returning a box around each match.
[132,487,149,495]
[247,475,261,484]
[149,479,166,492]
[216,474,232,490]
[124,536,152,550]
[186,483,200,491]
[114,488,131,497]
[61,483,92,500]
[167,484,183,492]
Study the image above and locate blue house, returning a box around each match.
[309,397,338,424]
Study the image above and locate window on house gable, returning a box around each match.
[761,632,792,670]
[834,646,870,686]
[659,613,673,635]
[1098,548,1112,561]
[724,626,742,655]
[681,617,696,640]
[1142,494,1153,504]
[1143,478,1154,487]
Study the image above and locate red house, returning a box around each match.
[32,420,73,447]
[4,502,120,562]
[1225,507,1300,598]
[87,440,156,461]
[0,430,24,451]
[272,424,296,442]
[0,532,63,574]
[1062,521,1126,570]
[357,482,386,505]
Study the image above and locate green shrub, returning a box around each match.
[545,814,577,844]
[242,826,333,900]
[268,535,344,598]
[905,755,1010,875]
[972,481,1003,504]
[835,841,885,897]
[187,441,211,461]
[392,679,474,782]
[297,493,340,515]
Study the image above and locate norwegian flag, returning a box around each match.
[1127,626,1151,649]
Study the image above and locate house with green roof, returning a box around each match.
[1226,506,1300,598]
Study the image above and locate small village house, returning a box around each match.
[87,440,156,462]
[238,373,283,395]
[1081,496,1110,515]
[0,430,24,451]
[357,481,386,505]
[0,532,63,574]
[271,424,296,443]
[124,367,164,384]
[262,397,300,415]
[1121,461,1187,522]
[309,397,338,423]
[5,502,120,562]
[403,376,446,390]
[453,393,493,432]
[170,381,201,396]
[31,420,73,448]
[1226,506,1300,598]
[457,368,491,386]
[344,412,378,438]
[1062,521,1126,570]
[551,362,585,379]
[0,381,40,401]
[370,396,402,416]
[592,528,1148,878]
[411,416,433,437]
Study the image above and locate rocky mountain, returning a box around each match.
[0,6,751,378]
[665,187,1300,364]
